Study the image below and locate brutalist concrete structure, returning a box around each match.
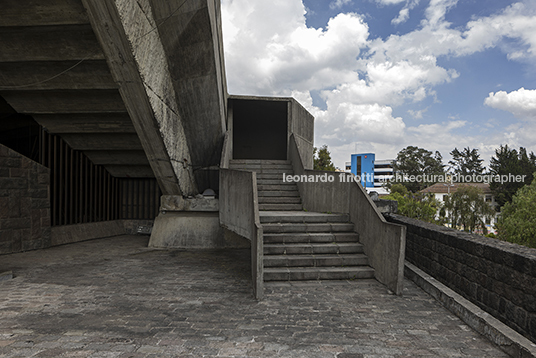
[0,0,406,301]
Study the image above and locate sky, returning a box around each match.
[221,0,536,170]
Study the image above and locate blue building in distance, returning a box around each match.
[350,153,375,188]
[346,153,395,193]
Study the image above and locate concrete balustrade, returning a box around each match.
[219,168,264,300]
[288,135,406,295]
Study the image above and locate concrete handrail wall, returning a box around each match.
[220,130,231,170]
[219,168,264,299]
[387,214,536,343]
[288,135,406,294]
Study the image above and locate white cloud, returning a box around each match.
[375,0,406,5]
[484,88,536,120]
[329,0,352,10]
[392,8,410,25]
[222,1,369,95]
[221,0,536,168]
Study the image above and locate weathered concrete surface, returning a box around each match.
[82,0,194,195]
[0,236,511,357]
[160,195,219,212]
[149,212,224,249]
[50,220,125,246]
[289,98,314,169]
[0,0,227,187]
[219,168,264,299]
[406,262,536,358]
[288,135,406,295]
[387,214,536,345]
[150,0,228,191]
[149,195,227,249]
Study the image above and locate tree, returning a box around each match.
[448,147,485,176]
[392,146,445,192]
[313,145,336,171]
[443,185,495,234]
[489,145,536,207]
[496,174,536,248]
[385,186,441,224]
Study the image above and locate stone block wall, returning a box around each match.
[386,214,536,343]
[0,144,51,254]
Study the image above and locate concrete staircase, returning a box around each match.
[229,159,375,282]
[229,159,302,211]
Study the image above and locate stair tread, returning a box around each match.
[264,254,367,259]
[265,266,373,272]
[264,242,362,247]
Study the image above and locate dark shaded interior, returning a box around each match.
[0,95,41,162]
[232,99,287,160]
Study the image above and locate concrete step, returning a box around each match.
[264,254,369,268]
[259,204,303,211]
[230,165,293,172]
[260,212,349,224]
[259,204,303,212]
[228,160,293,173]
[238,168,289,175]
[262,223,355,234]
[230,159,291,165]
[257,184,297,191]
[257,173,286,180]
[257,190,300,197]
[263,266,375,281]
[257,179,292,185]
[263,232,359,244]
[263,242,364,255]
[258,197,301,204]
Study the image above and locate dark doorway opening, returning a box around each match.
[232,99,287,160]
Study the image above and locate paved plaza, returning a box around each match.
[0,235,509,357]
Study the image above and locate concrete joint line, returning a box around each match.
[405,262,536,358]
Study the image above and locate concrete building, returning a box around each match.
[0,0,406,300]
[1,1,536,350]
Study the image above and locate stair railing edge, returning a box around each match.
[288,135,406,295]
[219,167,264,300]
[348,181,407,295]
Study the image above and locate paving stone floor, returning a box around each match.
[0,235,510,358]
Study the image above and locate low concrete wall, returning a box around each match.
[288,136,406,294]
[220,168,263,299]
[349,185,406,295]
[150,212,224,248]
[51,220,125,246]
[386,214,536,343]
[148,195,237,249]
[0,144,51,254]
[289,98,314,170]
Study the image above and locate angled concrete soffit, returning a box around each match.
[82,0,200,196]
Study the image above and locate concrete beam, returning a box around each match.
[60,133,143,151]
[103,165,154,178]
[0,61,117,91]
[150,0,227,177]
[0,0,89,27]
[84,150,149,166]
[0,25,104,62]
[0,90,126,114]
[82,0,199,196]
[33,113,135,133]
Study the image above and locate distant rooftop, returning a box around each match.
[420,182,492,194]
